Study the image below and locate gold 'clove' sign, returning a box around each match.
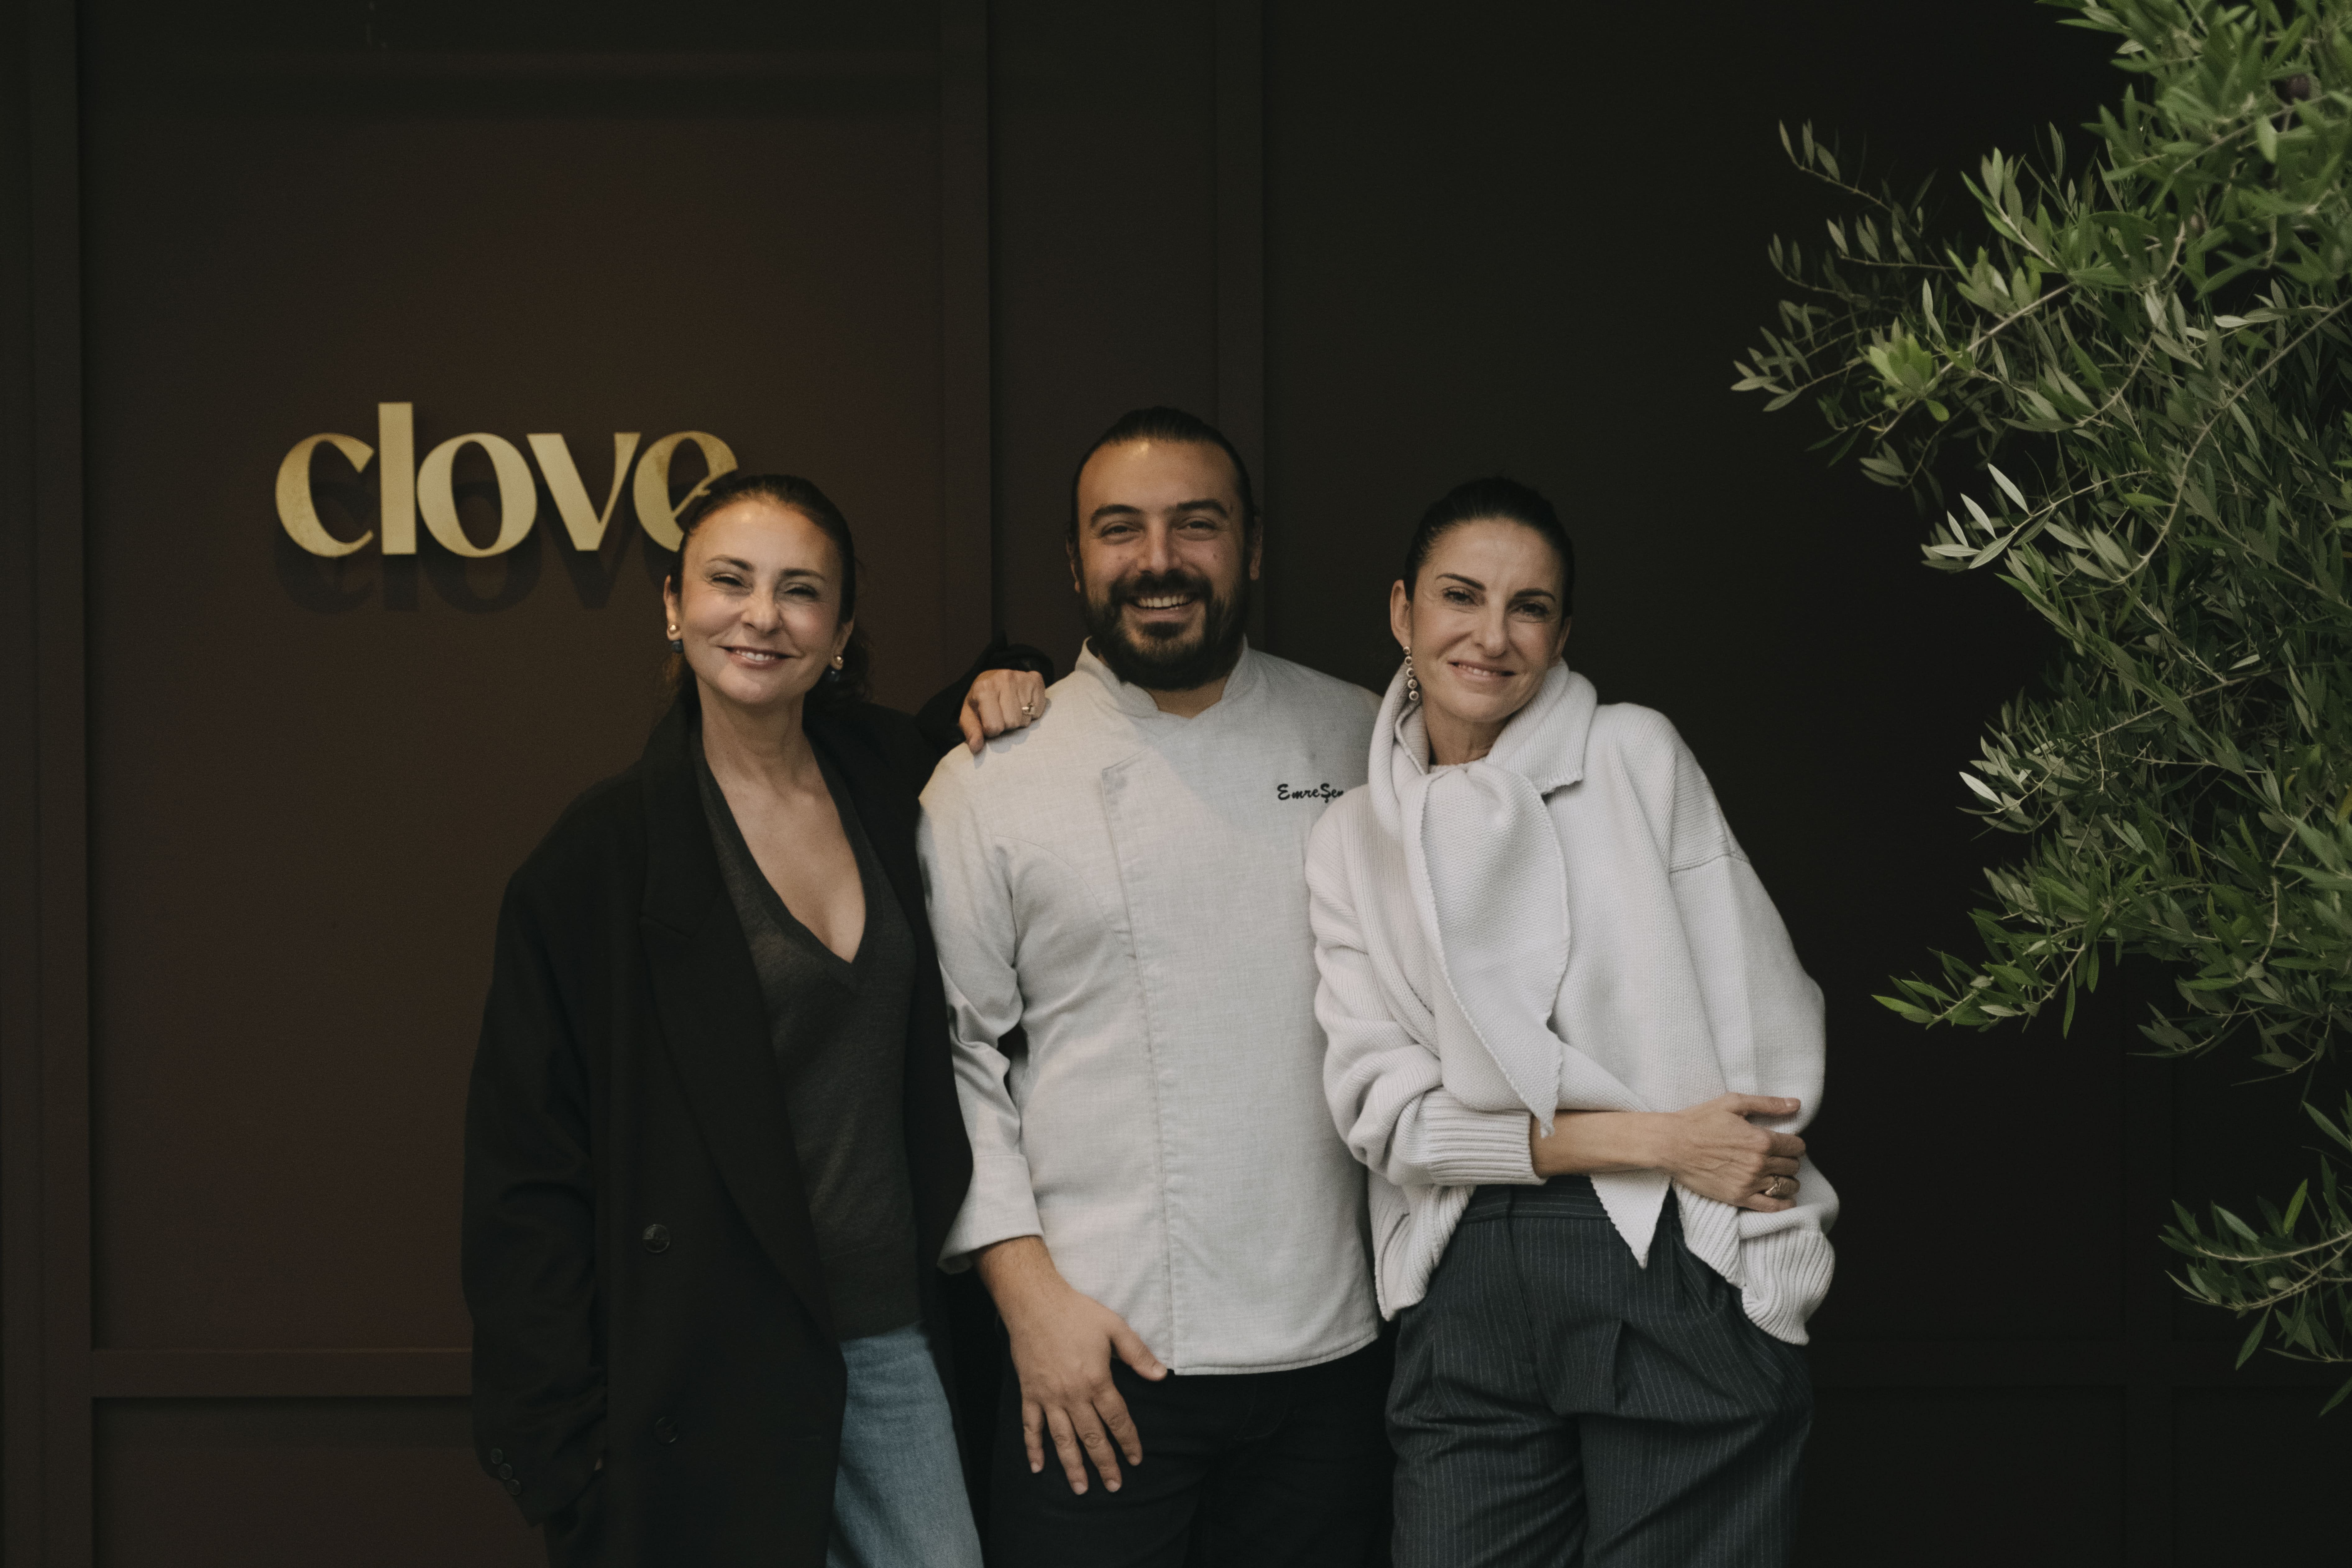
[276,403,737,557]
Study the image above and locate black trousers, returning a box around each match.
[1389,1177,1811,1568]
[989,1338,1392,1567]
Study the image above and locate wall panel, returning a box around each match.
[2171,1387,2346,1563]
[95,1399,537,1568]
[24,0,989,1558]
[80,37,949,1354]
[1799,1388,2126,1565]
[987,0,1220,671]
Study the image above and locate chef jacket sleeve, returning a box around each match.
[917,757,1046,1267]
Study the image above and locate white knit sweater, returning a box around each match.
[1305,662,1837,1344]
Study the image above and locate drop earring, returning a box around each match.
[666,623,683,652]
[824,651,845,683]
[1403,651,1421,705]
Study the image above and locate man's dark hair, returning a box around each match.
[1402,475,1575,615]
[1066,406,1258,543]
[665,470,871,706]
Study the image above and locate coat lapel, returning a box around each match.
[635,695,835,1343]
[809,713,933,971]
[808,708,972,1274]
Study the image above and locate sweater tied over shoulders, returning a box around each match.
[1374,662,1719,1266]
[1316,659,1837,1342]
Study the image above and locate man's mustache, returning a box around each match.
[1110,568,1215,606]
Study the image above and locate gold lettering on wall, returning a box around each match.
[632,431,739,551]
[378,402,416,555]
[274,432,376,556]
[417,433,538,557]
[275,410,734,559]
[529,432,642,551]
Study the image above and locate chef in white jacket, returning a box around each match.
[919,407,1389,1568]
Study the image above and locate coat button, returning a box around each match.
[488,1448,504,1464]
[653,1416,679,1444]
[497,1463,514,1479]
[504,1478,522,1496]
[642,1223,671,1254]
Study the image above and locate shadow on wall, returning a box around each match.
[273,516,687,616]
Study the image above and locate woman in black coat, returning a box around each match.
[462,472,980,1567]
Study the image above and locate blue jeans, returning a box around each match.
[829,1323,983,1568]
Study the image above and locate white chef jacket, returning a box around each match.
[919,642,1383,1374]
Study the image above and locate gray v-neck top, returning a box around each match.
[695,739,922,1341]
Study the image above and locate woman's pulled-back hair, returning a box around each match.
[665,471,872,706]
[1401,475,1575,614]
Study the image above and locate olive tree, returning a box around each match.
[1736,0,2352,1405]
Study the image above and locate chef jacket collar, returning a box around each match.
[1074,637,1262,719]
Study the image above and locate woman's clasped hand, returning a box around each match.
[1530,1095,1808,1212]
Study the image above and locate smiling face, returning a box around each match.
[1069,437,1260,693]
[1390,517,1572,763]
[661,498,851,719]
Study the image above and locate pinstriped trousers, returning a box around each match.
[1388,1176,1811,1568]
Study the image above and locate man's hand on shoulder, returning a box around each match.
[961,668,1050,753]
[974,1235,1166,1494]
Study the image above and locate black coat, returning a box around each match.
[461,691,974,1566]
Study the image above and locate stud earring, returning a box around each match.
[1403,651,1421,705]
[666,623,683,653]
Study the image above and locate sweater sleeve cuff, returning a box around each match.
[1413,1092,1541,1186]
[937,1152,1043,1272]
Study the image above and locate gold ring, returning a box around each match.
[1021,702,1036,716]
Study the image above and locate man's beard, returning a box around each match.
[1081,565,1251,692]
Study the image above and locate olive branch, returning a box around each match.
[1737,0,2352,1409]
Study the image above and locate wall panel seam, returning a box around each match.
[30,0,91,1561]
[1213,0,1266,651]
[940,0,994,649]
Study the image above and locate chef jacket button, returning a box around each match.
[653,1416,679,1444]
[505,1478,522,1496]
[497,1463,514,1479]
[642,1223,672,1254]
[489,1448,504,1464]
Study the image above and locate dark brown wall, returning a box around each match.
[5,1,2350,1564]
[94,1399,525,1568]
[19,2,986,1562]
[990,0,1221,666]
[82,28,953,1366]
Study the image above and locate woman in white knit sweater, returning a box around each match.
[1306,477,1834,1568]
